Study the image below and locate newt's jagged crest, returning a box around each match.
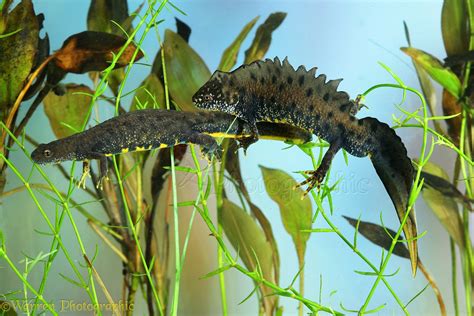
[193,57,419,275]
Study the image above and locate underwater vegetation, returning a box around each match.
[0,0,473,315]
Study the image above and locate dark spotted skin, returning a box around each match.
[32,109,312,182]
[193,57,418,274]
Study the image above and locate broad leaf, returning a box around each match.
[53,31,143,74]
[0,0,39,112]
[86,0,142,96]
[218,16,259,71]
[130,73,165,111]
[420,161,465,249]
[220,198,275,282]
[441,0,469,56]
[43,84,93,138]
[343,215,410,259]
[403,22,439,131]
[401,47,462,98]
[224,140,280,284]
[87,0,130,34]
[244,12,286,64]
[259,166,312,264]
[163,29,211,111]
[221,199,277,313]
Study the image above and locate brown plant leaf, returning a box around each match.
[343,215,410,259]
[52,31,144,74]
[260,166,312,265]
[441,0,469,57]
[420,161,465,249]
[175,18,191,43]
[401,47,462,98]
[421,170,471,207]
[163,29,211,111]
[0,0,39,112]
[244,12,286,64]
[442,89,462,143]
[218,16,259,72]
[43,84,93,138]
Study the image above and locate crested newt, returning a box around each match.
[192,57,418,275]
[31,108,311,187]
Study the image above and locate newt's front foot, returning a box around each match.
[201,143,223,162]
[77,160,91,189]
[294,169,326,196]
[237,136,257,154]
[96,175,110,190]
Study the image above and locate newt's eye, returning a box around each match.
[204,95,213,102]
[44,149,52,157]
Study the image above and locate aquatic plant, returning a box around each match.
[0,0,472,315]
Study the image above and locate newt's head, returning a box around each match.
[31,141,75,164]
[193,71,239,113]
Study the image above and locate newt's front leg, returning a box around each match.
[77,160,91,189]
[237,123,259,154]
[78,153,109,189]
[296,140,342,195]
[187,132,223,162]
[96,155,109,189]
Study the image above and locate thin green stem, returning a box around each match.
[188,147,341,315]
[213,140,229,316]
[111,156,164,314]
[451,238,460,316]
[459,110,473,316]
[0,129,101,313]
[359,81,430,314]
[0,249,57,315]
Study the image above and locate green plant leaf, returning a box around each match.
[259,165,312,264]
[244,12,286,64]
[401,47,462,98]
[43,84,94,138]
[224,140,281,286]
[130,73,165,111]
[87,0,130,34]
[419,161,465,249]
[163,29,211,111]
[220,199,279,314]
[218,16,259,72]
[0,0,39,113]
[441,0,469,56]
[220,199,273,274]
[343,215,410,259]
[403,22,439,131]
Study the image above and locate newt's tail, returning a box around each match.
[359,117,418,276]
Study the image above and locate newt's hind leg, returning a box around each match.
[296,140,341,195]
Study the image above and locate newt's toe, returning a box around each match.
[295,169,324,196]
